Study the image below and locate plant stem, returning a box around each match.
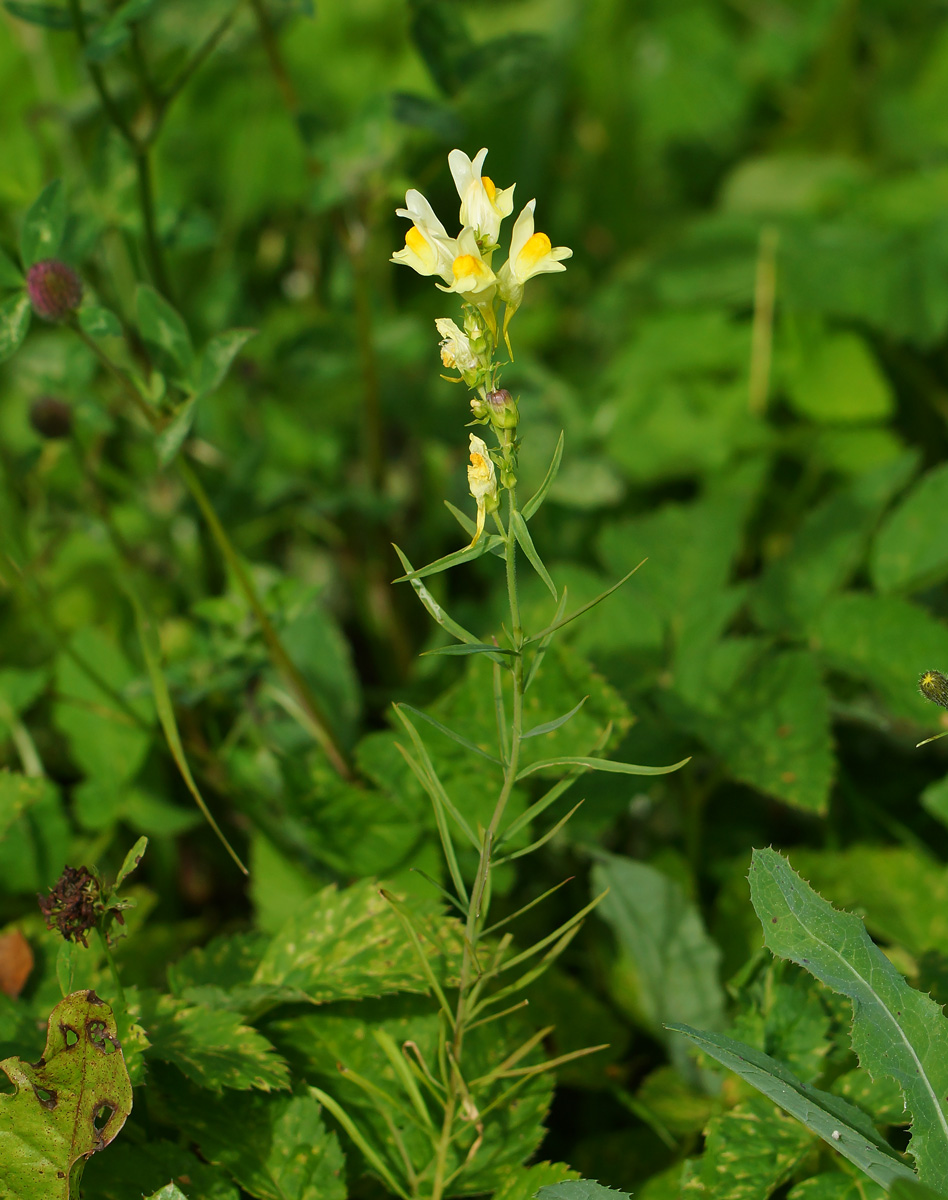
[95,925,127,1014]
[70,325,354,780]
[429,476,525,1200]
[247,0,300,115]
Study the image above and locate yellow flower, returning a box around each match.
[435,318,478,372]
[438,227,497,300]
[391,189,456,283]
[448,148,515,245]
[467,434,499,546]
[498,199,572,298]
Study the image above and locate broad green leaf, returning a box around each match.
[81,1137,239,1200]
[135,284,193,370]
[0,247,23,288]
[392,535,498,582]
[674,647,834,815]
[697,1093,818,1200]
[252,880,462,1002]
[516,753,689,780]
[537,1182,630,1200]
[20,180,66,267]
[789,1175,887,1200]
[522,430,564,520]
[511,509,557,600]
[114,835,148,889]
[0,991,133,1199]
[871,463,948,594]
[593,854,724,1077]
[3,1,72,27]
[890,1182,948,1200]
[811,592,948,722]
[135,990,289,1093]
[750,847,948,1185]
[492,1161,580,1200]
[783,329,894,423]
[0,772,50,839]
[197,328,256,395]
[671,1025,915,1189]
[78,305,122,338]
[0,293,31,363]
[154,1084,345,1200]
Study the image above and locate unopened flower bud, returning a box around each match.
[920,669,948,709]
[29,395,73,439]
[486,388,518,429]
[26,259,83,322]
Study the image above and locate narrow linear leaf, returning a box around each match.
[511,510,557,601]
[522,430,564,521]
[749,847,948,1184]
[522,697,588,740]
[392,544,487,648]
[444,501,505,556]
[391,705,478,849]
[395,703,502,765]
[515,754,690,781]
[524,588,568,693]
[392,536,499,583]
[4,1,73,28]
[494,801,583,865]
[670,1024,916,1189]
[0,293,31,363]
[20,180,66,267]
[421,642,516,659]
[525,561,647,645]
[395,739,471,905]
[124,581,247,875]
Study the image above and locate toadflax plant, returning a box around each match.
[345,148,690,1199]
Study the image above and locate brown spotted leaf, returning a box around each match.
[0,989,132,1199]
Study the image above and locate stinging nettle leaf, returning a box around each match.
[537,1180,632,1200]
[749,847,948,1185]
[0,990,133,1199]
[20,180,66,267]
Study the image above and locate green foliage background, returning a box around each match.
[4,0,948,1196]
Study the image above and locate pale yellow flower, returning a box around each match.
[391,189,456,283]
[448,148,515,245]
[467,434,498,546]
[498,199,572,301]
[435,318,478,372]
[438,227,497,300]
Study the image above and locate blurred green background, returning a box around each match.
[5,0,948,1195]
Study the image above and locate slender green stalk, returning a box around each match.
[70,324,354,780]
[95,926,126,1014]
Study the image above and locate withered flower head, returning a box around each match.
[38,866,102,947]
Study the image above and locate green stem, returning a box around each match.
[429,479,525,1200]
[95,925,126,1014]
[70,326,355,780]
[247,0,300,115]
[134,147,172,297]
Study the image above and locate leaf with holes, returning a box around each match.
[0,989,132,1199]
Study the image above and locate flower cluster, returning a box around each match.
[392,148,571,544]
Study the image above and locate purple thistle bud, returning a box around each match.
[26,259,83,322]
[29,396,73,440]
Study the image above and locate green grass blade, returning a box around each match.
[511,510,557,601]
[522,697,588,739]
[750,847,948,1185]
[124,582,247,875]
[420,642,516,660]
[524,561,647,645]
[522,430,564,521]
[670,1024,916,1189]
[392,537,498,583]
[391,544,483,645]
